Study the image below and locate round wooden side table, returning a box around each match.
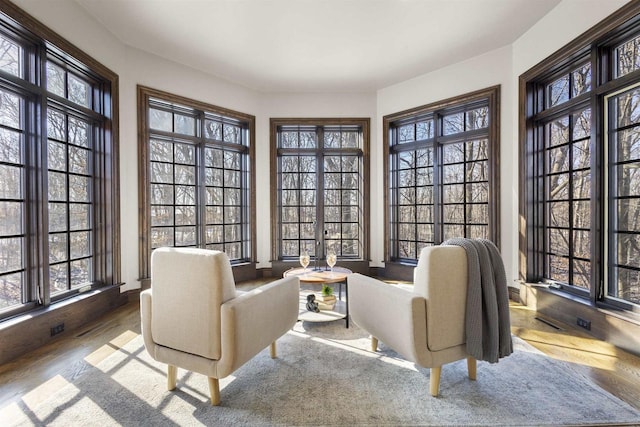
[284,266,352,328]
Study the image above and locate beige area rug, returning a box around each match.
[4,320,640,426]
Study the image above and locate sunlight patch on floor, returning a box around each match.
[308,335,377,358]
[304,334,418,371]
[84,330,138,366]
[22,374,76,413]
[0,401,24,424]
[509,303,536,311]
[513,326,618,371]
[70,396,119,425]
[288,329,312,340]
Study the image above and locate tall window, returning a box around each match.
[138,87,255,280]
[540,69,593,292]
[271,119,369,263]
[0,4,119,321]
[521,3,640,311]
[608,83,640,305]
[384,86,500,263]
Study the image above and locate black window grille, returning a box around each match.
[385,87,500,263]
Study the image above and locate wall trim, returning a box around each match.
[520,283,640,357]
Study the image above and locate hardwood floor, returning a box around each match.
[509,302,640,412]
[1,280,640,421]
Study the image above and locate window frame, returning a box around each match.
[519,1,640,313]
[383,86,501,266]
[0,0,120,321]
[270,118,370,269]
[137,86,256,284]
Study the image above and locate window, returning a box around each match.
[608,84,640,305]
[384,86,500,263]
[271,119,369,265]
[138,86,255,281]
[0,5,119,321]
[521,2,640,311]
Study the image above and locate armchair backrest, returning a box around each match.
[151,247,237,360]
[413,245,467,352]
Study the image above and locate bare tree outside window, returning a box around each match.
[386,88,499,264]
[0,36,21,78]
[543,107,592,290]
[274,122,367,262]
[140,90,253,271]
[609,86,640,305]
[616,35,640,78]
[0,13,118,321]
[0,87,24,310]
[523,25,640,310]
[46,106,94,295]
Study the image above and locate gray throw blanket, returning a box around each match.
[442,238,513,363]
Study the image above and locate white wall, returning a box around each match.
[11,0,634,291]
[12,0,125,70]
[513,0,630,76]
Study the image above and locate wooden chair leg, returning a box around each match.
[208,377,220,406]
[429,366,442,397]
[371,337,379,352]
[167,365,177,391]
[467,357,477,380]
[270,341,277,358]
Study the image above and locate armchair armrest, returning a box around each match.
[218,276,300,376]
[349,273,427,364]
[140,289,157,359]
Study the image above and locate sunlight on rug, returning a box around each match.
[3,321,640,426]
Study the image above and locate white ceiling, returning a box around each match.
[74,0,561,93]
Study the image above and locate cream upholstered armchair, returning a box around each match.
[140,247,300,405]
[349,245,475,397]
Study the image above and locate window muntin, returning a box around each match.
[46,60,93,109]
[324,153,361,257]
[441,138,490,241]
[387,90,498,264]
[616,35,640,79]
[274,122,366,261]
[531,66,594,297]
[607,85,640,305]
[149,136,198,249]
[279,151,317,257]
[204,144,245,259]
[0,6,118,320]
[141,91,253,270]
[0,86,25,311]
[392,145,434,259]
[541,107,592,291]
[0,34,22,78]
[47,107,94,295]
[546,63,592,109]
